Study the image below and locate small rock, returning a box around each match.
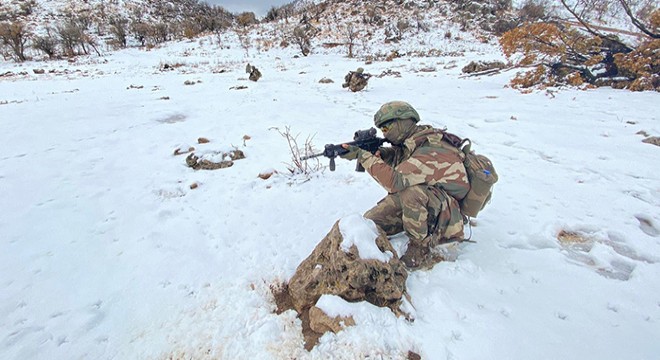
[173,146,195,156]
[198,137,210,144]
[190,183,199,189]
[258,170,276,180]
[33,69,45,74]
[461,60,505,74]
[642,136,660,147]
[318,77,334,84]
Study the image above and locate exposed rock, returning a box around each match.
[173,146,195,156]
[461,60,506,74]
[258,170,276,180]
[33,69,45,74]
[230,149,246,160]
[318,77,334,83]
[308,305,356,334]
[197,137,210,144]
[642,136,660,147]
[287,219,407,314]
[185,150,245,170]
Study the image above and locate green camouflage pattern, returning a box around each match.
[373,101,420,127]
[460,152,497,217]
[364,185,465,246]
[342,71,370,92]
[360,126,469,243]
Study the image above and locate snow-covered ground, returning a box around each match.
[1,33,659,360]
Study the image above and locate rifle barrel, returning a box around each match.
[300,152,324,161]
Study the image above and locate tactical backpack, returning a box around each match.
[431,130,498,218]
[457,138,497,218]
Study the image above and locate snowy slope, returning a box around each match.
[1,22,659,360]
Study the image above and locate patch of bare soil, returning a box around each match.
[271,283,322,350]
[557,230,591,245]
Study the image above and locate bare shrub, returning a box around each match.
[292,22,319,56]
[271,126,323,176]
[236,28,251,56]
[344,23,358,58]
[32,28,59,59]
[108,16,129,48]
[130,20,150,46]
[181,20,201,39]
[150,22,170,44]
[0,20,30,61]
[237,12,257,27]
[518,0,548,22]
[17,0,37,16]
[362,5,383,25]
[264,6,280,22]
[413,11,430,33]
[55,14,100,57]
[56,20,85,56]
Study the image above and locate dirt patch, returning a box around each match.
[271,283,322,350]
[272,283,294,314]
[407,351,422,360]
[557,230,590,245]
[298,308,324,351]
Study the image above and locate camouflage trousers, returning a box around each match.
[364,185,465,247]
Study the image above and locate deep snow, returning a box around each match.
[1,31,659,360]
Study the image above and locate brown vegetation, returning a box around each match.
[500,0,659,91]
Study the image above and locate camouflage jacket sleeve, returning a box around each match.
[358,138,469,198]
[376,146,401,166]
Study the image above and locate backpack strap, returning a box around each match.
[441,131,464,149]
[460,138,472,154]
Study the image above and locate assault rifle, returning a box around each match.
[301,128,387,172]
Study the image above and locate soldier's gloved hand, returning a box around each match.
[339,144,361,160]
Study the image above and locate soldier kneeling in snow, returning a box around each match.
[246,63,262,82]
[342,67,371,92]
[340,101,469,268]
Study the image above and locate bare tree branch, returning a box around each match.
[559,0,633,52]
[618,0,660,39]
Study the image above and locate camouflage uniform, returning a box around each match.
[360,126,469,244]
[342,68,371,92]
[246,63,262,82]
[343,101,469,267]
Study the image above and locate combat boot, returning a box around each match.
[400,243,430,269]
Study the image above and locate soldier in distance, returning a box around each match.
[342,67,372,92]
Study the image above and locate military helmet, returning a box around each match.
[356,67,364,73]
[373,101,420,127]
